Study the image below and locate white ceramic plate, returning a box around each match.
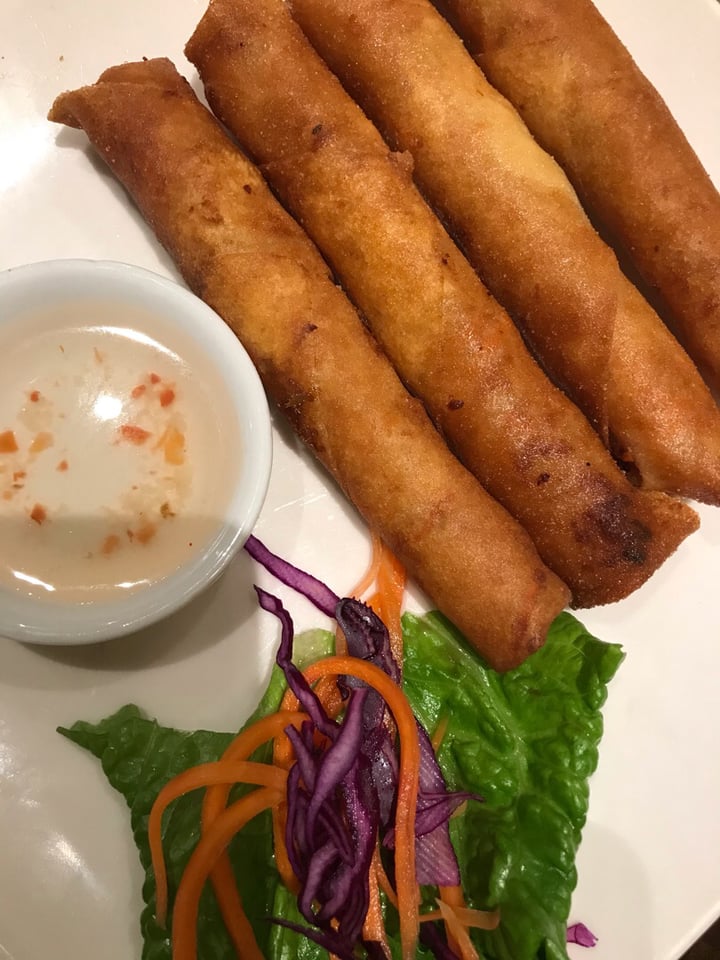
[1,1,719,958]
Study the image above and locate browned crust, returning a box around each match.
[48,57,571,670]
[185,0,698,607]
[437,0,720,394]
[286,0,720,504]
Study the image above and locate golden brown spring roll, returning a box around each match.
[436,0,720,392]
[186,0,698,607]
[48,57,571,671]
[287,0,720,505]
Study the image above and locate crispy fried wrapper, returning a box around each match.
[185,0,698,608]
[48,57,571,671]
[287,0,720,506]
[437,0,720,394]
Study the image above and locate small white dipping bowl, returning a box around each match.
[0,259,272,644]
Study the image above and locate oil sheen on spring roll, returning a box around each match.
[48,58,570,671]
[286,0,720,506]
[186,0,698,608]
[436,0,720,394]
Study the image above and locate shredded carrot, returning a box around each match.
[431,714,450,753]
[421,902,499,930]
[348,530,384,600]
[202,710,305,799]
[172,787,282,960]
[372,546,406,668]
[199,711,307,832]
[313,674,345,717]
[437,896,480,960]
[437,885,499,958]
[273,676,343,771]
[198,853,263,960]
[277,672,343,731]
[152,540,456,960]
[150,760,286,928]
[450,906,499,930]
[283,655,420,960]
[335,530,384,654]
[374,848,399,909]
[363,847,393,958]
[350,533,406,669]
[199,711,306,952]
[163,711,305,959]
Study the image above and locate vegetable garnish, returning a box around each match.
[148,536,485,960]
[567,923,598,948]
[58,540,624,960]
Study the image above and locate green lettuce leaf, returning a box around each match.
[401,611,624,960]
[58,612,622,960]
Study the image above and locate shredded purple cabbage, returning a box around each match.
[244,534,339,617]
[245,536,480,959]
[567,922,598,947]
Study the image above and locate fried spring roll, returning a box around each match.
[287,0,720,505]
[436,0,720,392]
[48,57,571,671]
[186,0,698,607]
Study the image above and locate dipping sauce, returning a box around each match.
[0,300,241,603]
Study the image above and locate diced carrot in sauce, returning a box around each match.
[149,372,161,384]
[57,460,69,472]
[159,387,175,408]
[29,390,41,403]
[135,521,157,544]
[29,431,53,453]
[131,384,147,399]
[30,504,47,525]
[156,425,185,465]
[120,424,151,445]
[0,430,18,453]
[101,534,121,555]
[13,471,26,481]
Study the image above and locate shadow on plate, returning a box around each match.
[0,549,259,687]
